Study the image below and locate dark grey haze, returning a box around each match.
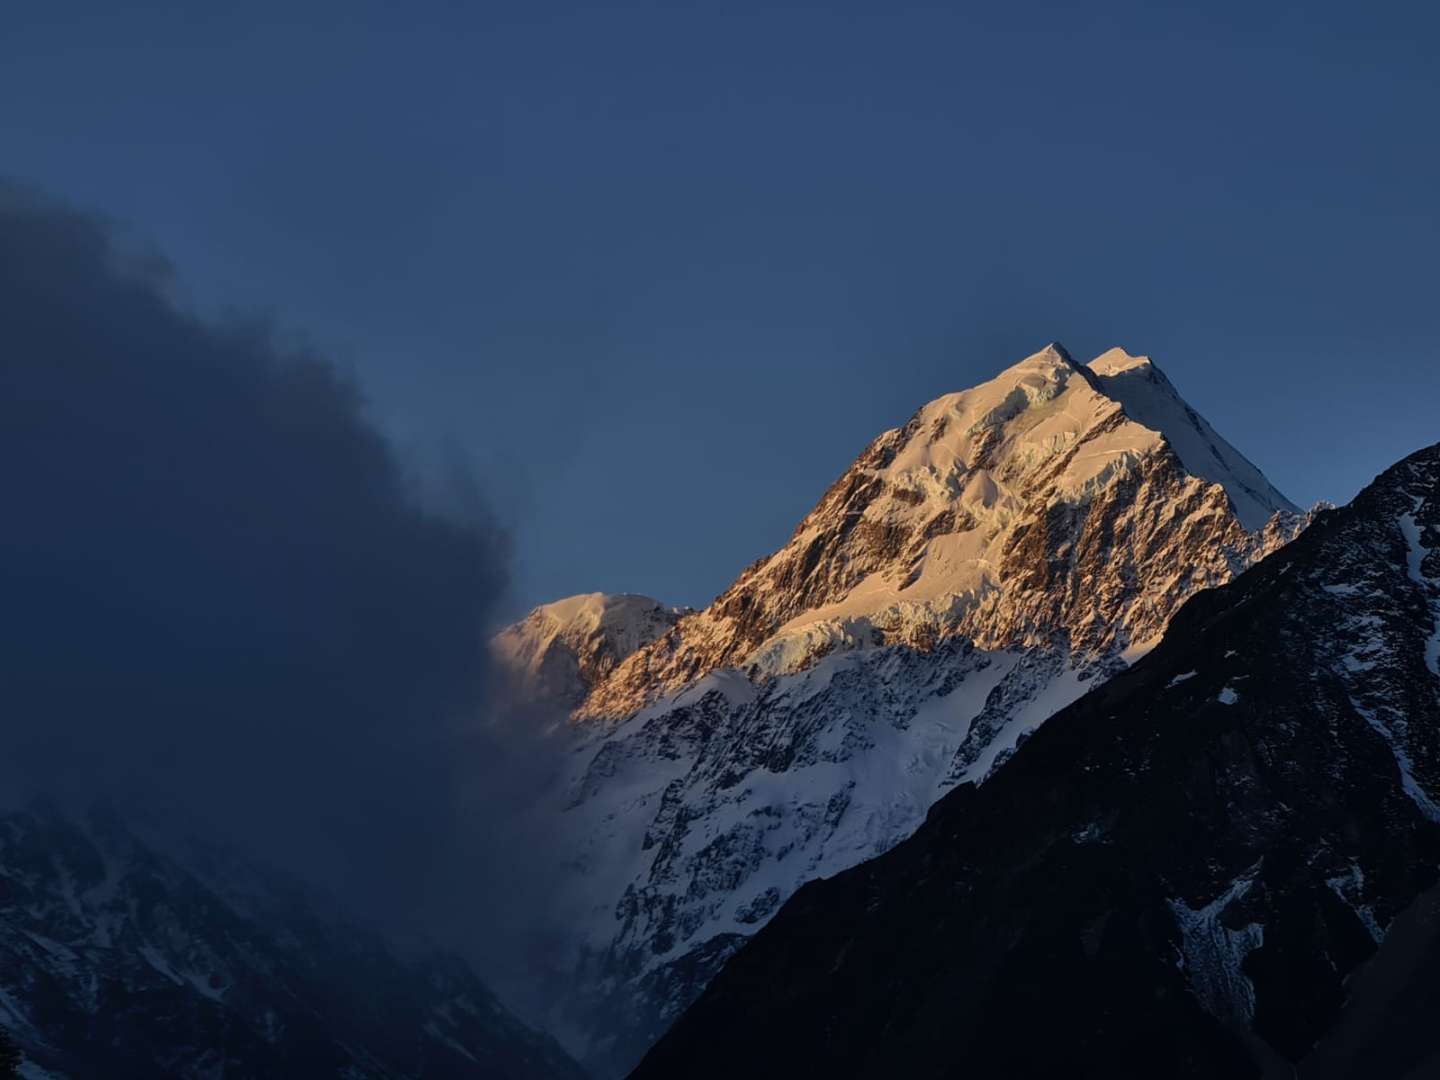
[0,184,542,938]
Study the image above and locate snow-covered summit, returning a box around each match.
[1086,344,1150,375]
[577,343,1302,717]
[494,593,688,707]
[1086,347,1299,530]
[888,341,1295,532]
[531,343,1308,1077]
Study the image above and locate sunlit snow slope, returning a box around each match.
[498,343,1308,1077]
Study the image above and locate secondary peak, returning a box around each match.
[1088,347,1154,376]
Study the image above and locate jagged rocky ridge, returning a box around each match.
[636,442,1440,1079]
[501,344,1308,1076]
[0,806,585,1080]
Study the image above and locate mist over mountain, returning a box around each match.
[0,183,579,1077]
[0,804,586,1080]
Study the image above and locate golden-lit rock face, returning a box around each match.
[572,344,1303,724]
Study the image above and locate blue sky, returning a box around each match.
[5,0,1437,615]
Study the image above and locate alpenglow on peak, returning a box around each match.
[500,342,1308,1078]
[575,342,1303,716]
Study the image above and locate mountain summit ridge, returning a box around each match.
[1086,345,1297,529]
[574,343,1300,722]
[499,344,1307,1076]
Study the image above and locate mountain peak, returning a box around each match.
[991,341,1080,382]
[494,592,687,707]
[1085,348,1299,530]
[540,343,1313,1075]
[1087,345,1153,375]
[1032,340,1076,367]
[576,343,1304,720]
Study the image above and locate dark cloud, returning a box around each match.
[0,182,520,928]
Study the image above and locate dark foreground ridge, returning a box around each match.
[634,443,1440,1079]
